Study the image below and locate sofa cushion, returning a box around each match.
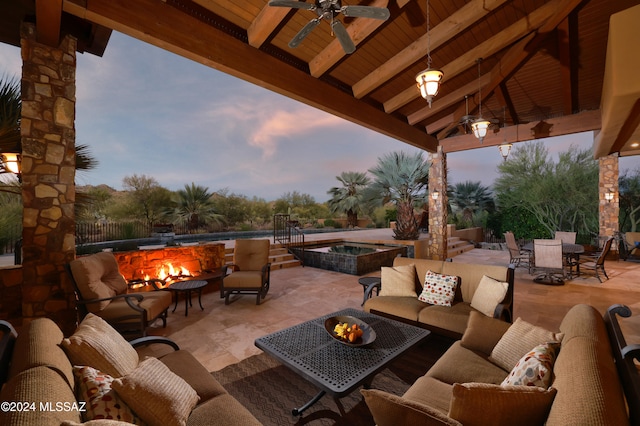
[460,311,511,356]
[441,262,509,303]
[426,341,508,385]
[489,317,563,371]
[73,366,139,423]
[63,421,134,426]
[0,366,81,426]
[470,275,509,317]
[70,252,128,311]
[97,290,171,323]
[394,257,444,294]
[159,350,229,402]
[402,375,454,414]
[7,317,75,387]
[223,271,264,289]
[380,264,417,297]
[187,394,263,426]
[418,270,459,306]
[417,303,474,337]
[501,342,560,388]
[62,314,139,378]
[364,296,425,322]
[448,383,557,426]
[361,389,461,426]
[112,357,199,426]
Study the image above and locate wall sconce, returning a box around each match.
[498,143,512,161]
[604,192,614,203]
[1,153,21,180]
[431,190,439,201]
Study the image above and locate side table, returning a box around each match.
[168,280,208,316]
[357,276,381,306]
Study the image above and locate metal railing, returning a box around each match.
[273,214,305,265]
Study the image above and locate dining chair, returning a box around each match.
[554,231,577,244]
[579,237,614,282]
[533,239,565,285]
[504,231,531,272]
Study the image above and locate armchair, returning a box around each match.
[220,239,271,305]
[65,252,172,339]
[579,236,614,282]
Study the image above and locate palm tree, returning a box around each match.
[448,181,495,225]
[365,151,430,240]
[327,171,370,228]
[172,183,223,232]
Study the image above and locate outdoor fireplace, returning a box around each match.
[113,243,226,291]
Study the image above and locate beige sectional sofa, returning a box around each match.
[362,304,635,425]
[0,314,261,426]
[364,257,515,338]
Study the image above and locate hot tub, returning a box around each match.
[291,242,407,275]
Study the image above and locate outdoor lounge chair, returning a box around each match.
[533,239,565,285]
[65,252,172,339]
[505,231,531,271]
[220,239,271,305]
[579,236,614,282]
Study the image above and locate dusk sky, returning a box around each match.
[1,31,637,202]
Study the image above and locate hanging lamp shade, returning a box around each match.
[498,143,512,160]
[471,118,491,143]
[416,68,443,107]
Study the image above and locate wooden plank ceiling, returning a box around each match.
[2,0,639,156]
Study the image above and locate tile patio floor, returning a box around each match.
[142,229,640,372]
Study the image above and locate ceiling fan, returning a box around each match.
[268,0,390,54]
[458,95,500,134]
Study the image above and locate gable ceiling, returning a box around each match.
[1,0,639,157]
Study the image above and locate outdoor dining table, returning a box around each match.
[523,241,585,277]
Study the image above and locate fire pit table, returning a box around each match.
[254,308,430,416]
[168,279,208,316]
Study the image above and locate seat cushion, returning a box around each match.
[417,302,474,336]
[159,350,228,402]
[62,314,139,378]
[70,253,128,312]
[187,394,262,426]
[98,291,171,324]
[364,296,426,321]
[223,271,264,289]
[426,342,508,385]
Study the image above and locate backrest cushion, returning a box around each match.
[61,314,138,378]
[234,239,270,271]
[8,317,75,388]
[460,311,511,356]
[70,253,128,312]
[442,262,509,303]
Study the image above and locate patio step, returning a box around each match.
[448,237,475,257]
[224,245,302,269]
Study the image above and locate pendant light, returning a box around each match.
[498,107,512,160]
[471,58,490,143]
[415,0,443,107]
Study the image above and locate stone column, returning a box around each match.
[20,23,77,334]
[428,146,448,260]
[599,153,619,243]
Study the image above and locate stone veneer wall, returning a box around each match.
[19,24,78,334]
[428,146,448,260]
[113,244,226,282]
[599,154,619,243]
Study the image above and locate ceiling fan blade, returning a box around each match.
[268,0,316,11]
[341,5,390,20]
[331,20,356,54]
[289,18,321,48]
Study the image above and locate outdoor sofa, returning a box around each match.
[362,304,638,425]
[364,256,515,339]
[0,313,261,426]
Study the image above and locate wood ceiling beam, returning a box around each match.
[62,0,437,152]
[352,0,509,99]
[310,0,388,77]
[441,109,601,153]
[437,0,586,140]
[558,14,579,115]
[386,0,559,114]
[36,0,62,46]
[495,82,518,125]
[247,3,290,48]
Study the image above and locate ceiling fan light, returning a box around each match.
[416,68,443,107]
[471,118,491,143]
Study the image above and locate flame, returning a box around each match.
[133,263,193,289]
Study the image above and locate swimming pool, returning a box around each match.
[292,242,407,275]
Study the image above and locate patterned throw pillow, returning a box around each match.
[73,366,140,423]
[418,270,459,306]
[501,342,561,388]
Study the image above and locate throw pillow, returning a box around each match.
[361,389,460,426]
[470,275,509,317]
[489,318,564,371]
[73,366,139,423]
[501,342,560,388]
[460,311,511,356]
[112,357,199,426]
[448,382,557,426]
[379,264,417,297]
[62,421,135,426]
[418,270,458,306]
[61,314,139,378]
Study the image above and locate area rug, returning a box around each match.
[211,336,453,425]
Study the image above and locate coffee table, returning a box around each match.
[254,308,430,416]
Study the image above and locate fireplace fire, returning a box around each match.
[129,263,195,290]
